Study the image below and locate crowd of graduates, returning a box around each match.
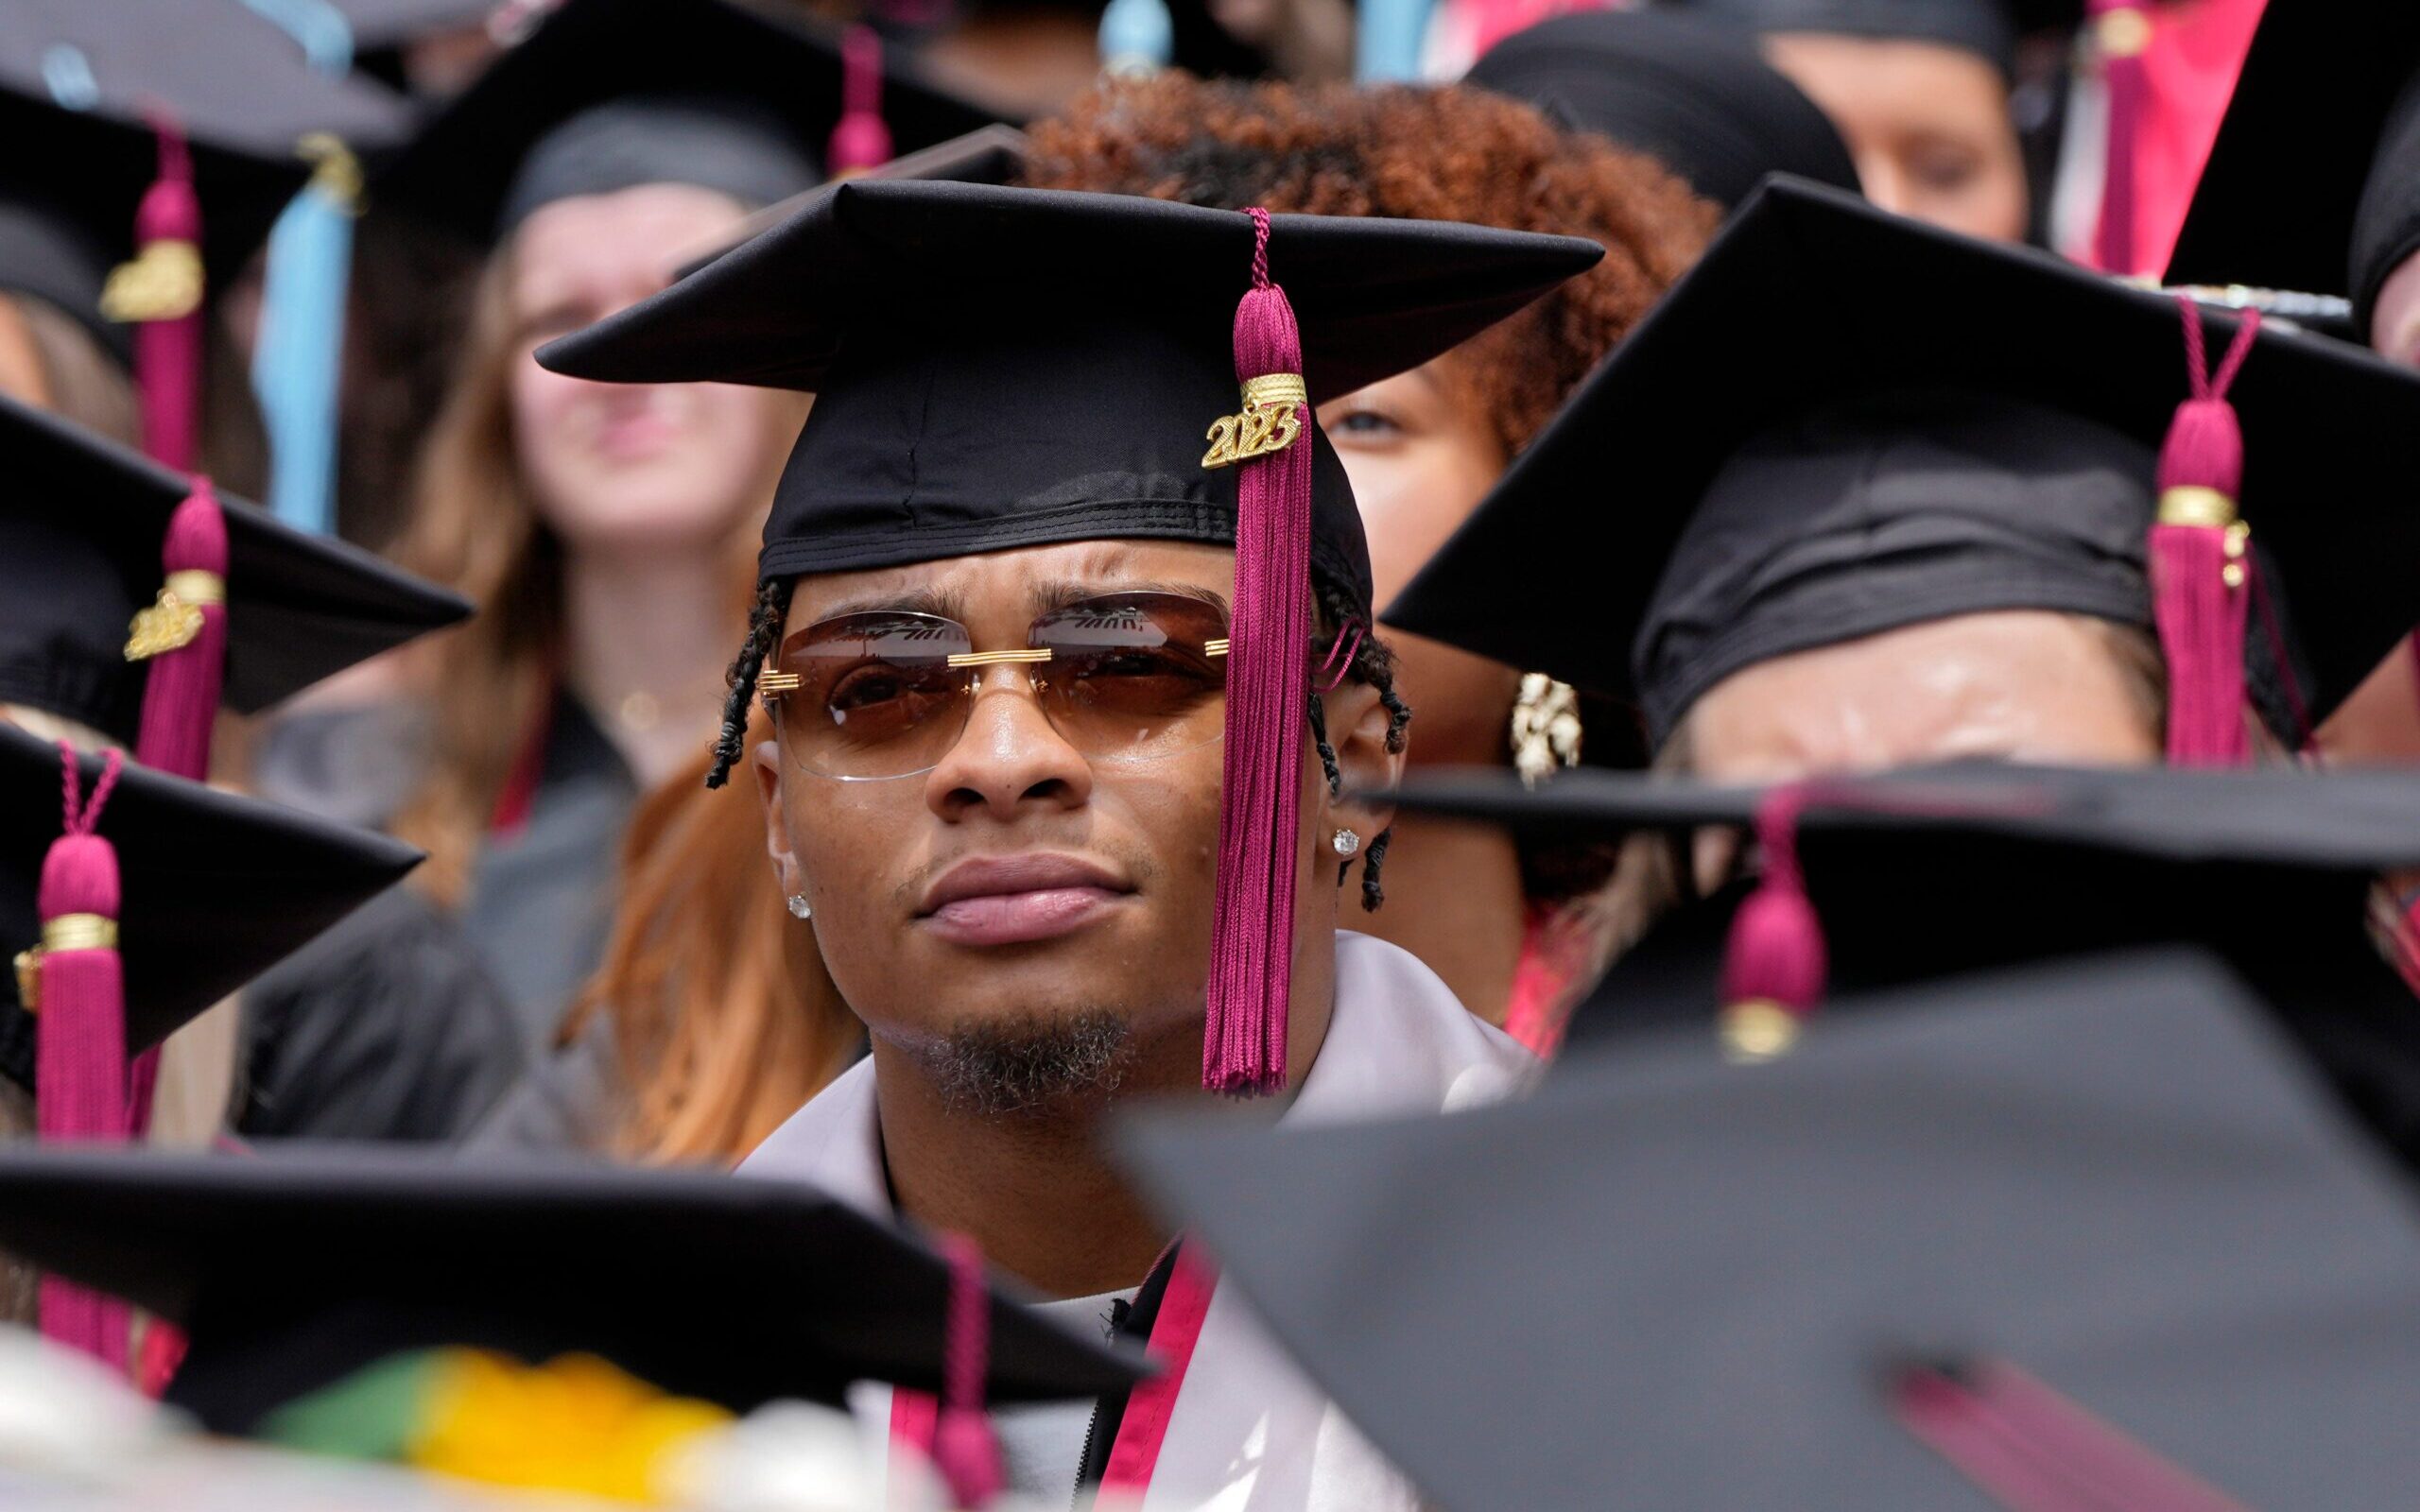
[2,0,2419,1506]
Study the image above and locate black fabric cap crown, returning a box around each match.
[1468,8,1861,209]
[0,721,423,1091]
[1387,177,2420,748]
[0,391,470,744]
[2165,0,2420,340]
[372,0,1008,245]
[539,180,1604,610]
[0,1145,1144,1434]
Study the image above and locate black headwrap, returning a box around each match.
[1668,0,2017,79]
[2353,74,2420,337]
[1466,9,1862,209]
[498,96,822,238]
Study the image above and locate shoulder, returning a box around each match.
[735,1056,889,1211]
[1322,933,1539,1118]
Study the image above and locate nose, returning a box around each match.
[924,664,1095,823]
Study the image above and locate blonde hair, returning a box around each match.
[561,713,860,1163]
[386,247,792,903]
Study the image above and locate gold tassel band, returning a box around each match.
[13,916,117,1011]
[1241,373,1307,410]
[2156,485,2238,529]
[164,569,225,607]
[1719,999,1800,1064]
[100,239,204,323]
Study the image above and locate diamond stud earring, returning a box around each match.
[1332,829,1361,858]
[786,893,813,919]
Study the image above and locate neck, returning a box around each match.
[561,545,735,787]
[1353,814,1528,1026]
[873,929,1339,1298]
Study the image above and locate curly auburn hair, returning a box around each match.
[1023,74,1722,460]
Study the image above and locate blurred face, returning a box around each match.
[0,296,49,410]
[1320,359,1523,765]
[1764,33,2029,244]
[1682,610,2162,783]
[754,540,1394,1086]
[2371,251,2420,369]
[508,183,799,558]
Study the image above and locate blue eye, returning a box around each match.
[1329,409,1403,438]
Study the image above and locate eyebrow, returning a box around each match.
[1029,577,1231,617]
[804,583,974,624]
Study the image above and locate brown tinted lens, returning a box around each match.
[777,612,971,778]
[1031,593,1229,762]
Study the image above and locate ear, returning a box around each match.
[753,737,804,897]
[1317,679,1403,853]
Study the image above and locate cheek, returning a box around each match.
[1335,438,1500,608]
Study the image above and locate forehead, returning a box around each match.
[510,183,752,304]
[783,539,1238,624]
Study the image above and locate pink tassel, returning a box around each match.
[1202,209,1315,1096]
[123,483,226,1137]
[34,744,131,1370]
[930,1233,1002,1509]
[131,484,226,782]
[2151,297,2260,767]
[2090,1,2152,276]
[826,26,893,176]
[1718,786,1825,1062]
[111,117,205,473]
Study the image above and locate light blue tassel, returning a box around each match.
[252,139,358,537]
[1355,0,1434,81]
[1099,0,1173,76]
[241,0,356,537]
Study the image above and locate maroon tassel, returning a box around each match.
[2151,297,2260,766]
[121,483,226,1138]
[32,743,131,1370]
[1201,209,1314,1096]
[1719,787,1825,1062]
[826,26,894,176]
[101,116,205,472]
[2090,1,2152,276]
[130,483,227,782]
[930,1233,1002,1509]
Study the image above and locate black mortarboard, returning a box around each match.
[0,2,409,163]
[0,81,381,360]
[2164,0,2420,342]
[0,390,470,749]
[372,0,1009,245]
[538,180,1599,606]
[1120,945,2420,1510]
[0,1145,1145,1434]
[1387,177,2420,755]
[1661,0,2024,77]
[542,179,1599,1097]
[0,720,422,1090]
[1379,761,2420,1160]
[1465,9,1863,209]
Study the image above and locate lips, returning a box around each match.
[916,854,1133,948]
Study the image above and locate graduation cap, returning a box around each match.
[1380,760,2420,1161]
[1386,177,2420,764]
[1464,9,1862,210]
[2164,0,2420,343]
[0,1144,1145,1435]
[1118,944,2420,1510]
[372,0,1011,245]
[0,721,422,1086]
[538,179,1599,1096]
[0,389,470,761]
[0,2,409,163]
